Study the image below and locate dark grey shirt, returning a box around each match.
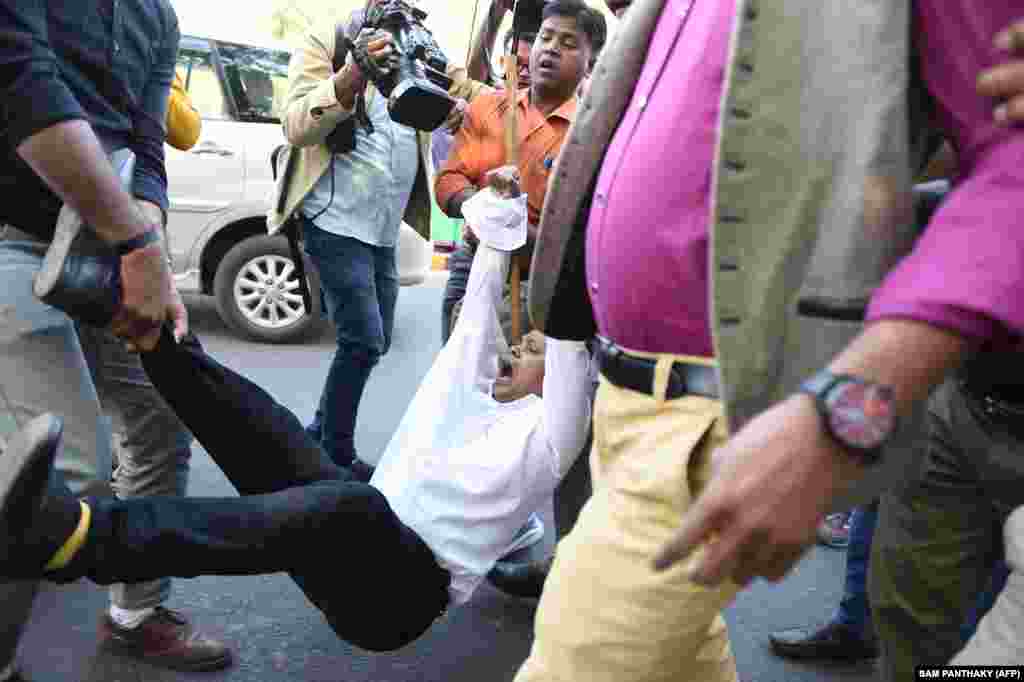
[0,0,179,240]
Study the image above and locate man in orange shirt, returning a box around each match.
[436,0,605,273]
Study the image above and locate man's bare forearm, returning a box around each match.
[827,318,970,415]
[17,120,152,243]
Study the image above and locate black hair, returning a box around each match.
[541,0,608,60]
[504,29,538,51]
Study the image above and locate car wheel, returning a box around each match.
[212,234,322,343]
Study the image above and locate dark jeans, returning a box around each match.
[52,328,449,652]
[441,242,474,345]
[835,502,878,636]
[302,220,398,467]
[962,560,1010,643]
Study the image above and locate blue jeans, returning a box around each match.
[302,221,398,467]
[835,502,878,636]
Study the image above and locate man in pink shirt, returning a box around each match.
[514,2,1024,681]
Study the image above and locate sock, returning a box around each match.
[108,605,156,630]
[0,663,14,682]
[43,501,91,572]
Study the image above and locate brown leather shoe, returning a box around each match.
[98,607,233,672]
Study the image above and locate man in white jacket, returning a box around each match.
[0,225,595,652]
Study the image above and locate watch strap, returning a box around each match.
[114,227,161,256]
[799,370,843,399]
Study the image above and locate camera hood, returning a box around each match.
[388,79,455,131]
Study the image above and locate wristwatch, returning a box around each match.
[798,370,897,465]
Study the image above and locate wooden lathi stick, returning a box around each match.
[504,45,523,344]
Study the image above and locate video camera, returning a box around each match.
[362,0,455,132]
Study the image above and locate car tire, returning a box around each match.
[213,234,322,344]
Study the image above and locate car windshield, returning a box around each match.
[216,41,291,123]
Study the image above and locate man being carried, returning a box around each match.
[0,216,595,652]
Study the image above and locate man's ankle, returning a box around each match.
[0,662,17,682]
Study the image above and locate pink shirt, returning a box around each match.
[865,2,1024,347]
[587,0,1024,356]
[586,0,729,356]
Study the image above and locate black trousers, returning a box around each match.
[57,327,450,652]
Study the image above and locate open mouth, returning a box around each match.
[496,354,515,383]
[606,0,630,15]
[537,56,558,73]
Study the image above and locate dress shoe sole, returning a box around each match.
[769,639,879,662]
[101,640,234,673]
[0,415,63,552]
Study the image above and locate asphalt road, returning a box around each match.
[18,273,881,682]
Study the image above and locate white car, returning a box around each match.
[167,35,431,343]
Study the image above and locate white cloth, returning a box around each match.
[371,244,595,605]
[460,189,528,252]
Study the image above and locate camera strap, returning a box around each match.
[335,18,374,134]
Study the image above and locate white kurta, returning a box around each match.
[371,244,595,605]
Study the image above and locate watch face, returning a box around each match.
[824,381,896,451]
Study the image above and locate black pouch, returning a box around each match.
[270,146,313,312]
[324,24,361,155]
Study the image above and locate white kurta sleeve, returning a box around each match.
[450,244,511,396]
[535,338,598,478]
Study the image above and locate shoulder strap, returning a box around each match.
[333,21,349,74]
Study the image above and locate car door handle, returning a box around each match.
[191,141,236,157]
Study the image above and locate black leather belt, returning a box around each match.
[596,337,719,400]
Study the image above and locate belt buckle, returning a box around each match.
[598,336,624,364]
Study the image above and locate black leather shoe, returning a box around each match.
[486,555,554,599]
[347,458,376,484]
[33,203,123,328]
[769,622,879,661]
[0,415,81,579]
[33,150,145,328]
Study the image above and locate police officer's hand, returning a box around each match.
[485,165,521,198]
[112,200,187,351]
[978,19,1024,124]
[112,241,174,352]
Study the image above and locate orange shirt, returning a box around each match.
[435,89,577,229]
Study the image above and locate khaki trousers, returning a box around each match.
[515,352,739,682]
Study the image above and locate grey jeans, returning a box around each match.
[0,231,191,666]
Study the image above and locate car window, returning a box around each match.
[177,49,232,120]
[216,41,291,123]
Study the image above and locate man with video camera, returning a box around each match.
[269,1,482,483]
